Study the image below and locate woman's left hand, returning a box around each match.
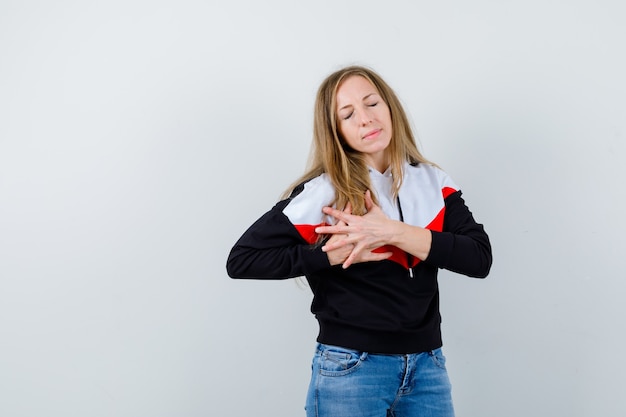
[315,190,396,269]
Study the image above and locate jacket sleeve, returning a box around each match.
[425,190,492,278]
[226,199,332,279]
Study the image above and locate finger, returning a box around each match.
[332,203,351,227]
[321,236,352,252]
[342,242,367,269]
[364,189,382,214]
[315,224,349,235]
[322,206,351,223]
[342,249,392,269]
[364,190,374,212]
[316,206,347,233]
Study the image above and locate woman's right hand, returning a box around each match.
[323,203,354,266]
[322,201,393,268]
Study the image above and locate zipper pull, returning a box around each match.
[408,267,414,278]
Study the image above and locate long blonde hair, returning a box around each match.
[285,65,433,215]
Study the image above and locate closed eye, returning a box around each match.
[342,112,354,120]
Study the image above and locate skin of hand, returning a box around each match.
[321,203,358,267]
[320,198,393,268]
[315,190,432,269]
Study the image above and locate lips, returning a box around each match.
[363,128,381,140]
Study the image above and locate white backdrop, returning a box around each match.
[1,1,625,416]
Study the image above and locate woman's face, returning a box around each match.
[335,75,392,172]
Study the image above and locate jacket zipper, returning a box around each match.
[396,197,414,278]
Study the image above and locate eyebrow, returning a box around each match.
[338,93,378,111]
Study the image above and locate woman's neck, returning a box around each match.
[366,153,390,173]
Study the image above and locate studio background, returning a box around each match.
[1,1,624,416]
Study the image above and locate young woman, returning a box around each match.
[226,65,492,417]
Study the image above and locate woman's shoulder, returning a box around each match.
[404,162,459,193]
[284,173,334,208]
[288,173,333,199]
[283,173,335,226]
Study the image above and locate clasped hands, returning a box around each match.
[314,190,396,269]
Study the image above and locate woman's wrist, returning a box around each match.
[390,222,432,261]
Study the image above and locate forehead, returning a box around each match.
[336,76,379,104]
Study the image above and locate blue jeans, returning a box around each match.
[305,343,455,417]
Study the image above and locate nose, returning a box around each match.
[358,109,373,126]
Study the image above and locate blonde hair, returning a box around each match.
[285,65,433,215]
